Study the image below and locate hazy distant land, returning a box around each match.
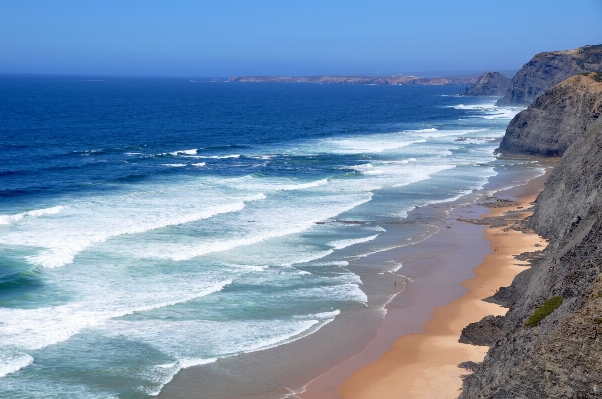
[228,75,479,85]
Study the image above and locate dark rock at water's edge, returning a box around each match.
[464,72,511,96]
[496,44,602,106]
[497,73,602,157]
[459,117,602,398]
[458,361,480,371]
[459,315,505,346]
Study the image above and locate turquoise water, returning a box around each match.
[0,78,534,398]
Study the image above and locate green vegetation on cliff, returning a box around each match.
[524,296,563,327]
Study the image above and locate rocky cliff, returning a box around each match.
[465,72,511,96]
[497,73,602,157]
[459,103,602,397]
[496,44,602,106]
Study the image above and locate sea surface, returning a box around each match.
[0,76,540,398]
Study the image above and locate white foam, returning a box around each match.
[348,163,375,173]
[448,102,523,120]
[283,249,335,266]
[312,309,341,319]
[101,306,345,396]
[311,260,349,267]
[194,154,240,159]
[245,193,267,201]
[140,358,217,396]
[348,159,415,174]
[240,265,269,272]
[192,162,206,167]
[324,137,424,154]
[11,195,265,268]
[162,163,186,167]
[391,165,455,187]
[137,192,372,263]
[0,206,64,225]
[0,213,24,225]
[427,189,475,205]
[278,178,329,191]
[482,108,521,119]
[223,176,329,193]
[391,262,403,272]
[0,352,34,378]
[329,234,379,250]
[448,103,487,110]
[0,279,232,354]
[169,149,197,156]
[364,225,386,232]
[168,229,330,262]
[407,128,438,133]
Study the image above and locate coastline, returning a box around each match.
[300,162,554,399]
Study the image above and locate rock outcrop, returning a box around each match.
[497,73,602,157]
[465,72,511,96]
[496,44,602,106]
[459,117,602,398]
[459,315,506,346]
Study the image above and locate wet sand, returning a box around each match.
[301,166,553,399]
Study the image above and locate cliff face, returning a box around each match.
[461,69,602,398]
[497,73,602,157]
[460,116,602,399]
[496,44,602,106]
[465,72,511,96]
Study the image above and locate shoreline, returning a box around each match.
[300,162,554,399]
[156,159,551,399]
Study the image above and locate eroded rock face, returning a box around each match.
[459,315,505,346]
[459,117,602,399]
[465,72,511,96]
[528,117,602,246]
[497,73,602,157]
[496,44,602,106]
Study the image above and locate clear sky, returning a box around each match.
[1,0,601,77]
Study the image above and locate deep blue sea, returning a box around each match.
[0,76,536,398]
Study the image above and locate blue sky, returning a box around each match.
[1,0,601,77]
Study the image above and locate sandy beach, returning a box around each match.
[301,164,554,399]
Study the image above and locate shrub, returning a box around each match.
[524,296,563,327]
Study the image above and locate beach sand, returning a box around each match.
[301,165,553,399]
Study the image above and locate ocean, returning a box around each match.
[0,76,540,398]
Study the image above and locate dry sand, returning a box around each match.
[336,172,550,399]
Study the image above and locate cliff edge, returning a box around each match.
[496,44,602,106]
[465,72,511,96]
[459,65,602,398]
[460,116,602,399]
[497,72,602,157]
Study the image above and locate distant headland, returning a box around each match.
[227,75,478,86]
